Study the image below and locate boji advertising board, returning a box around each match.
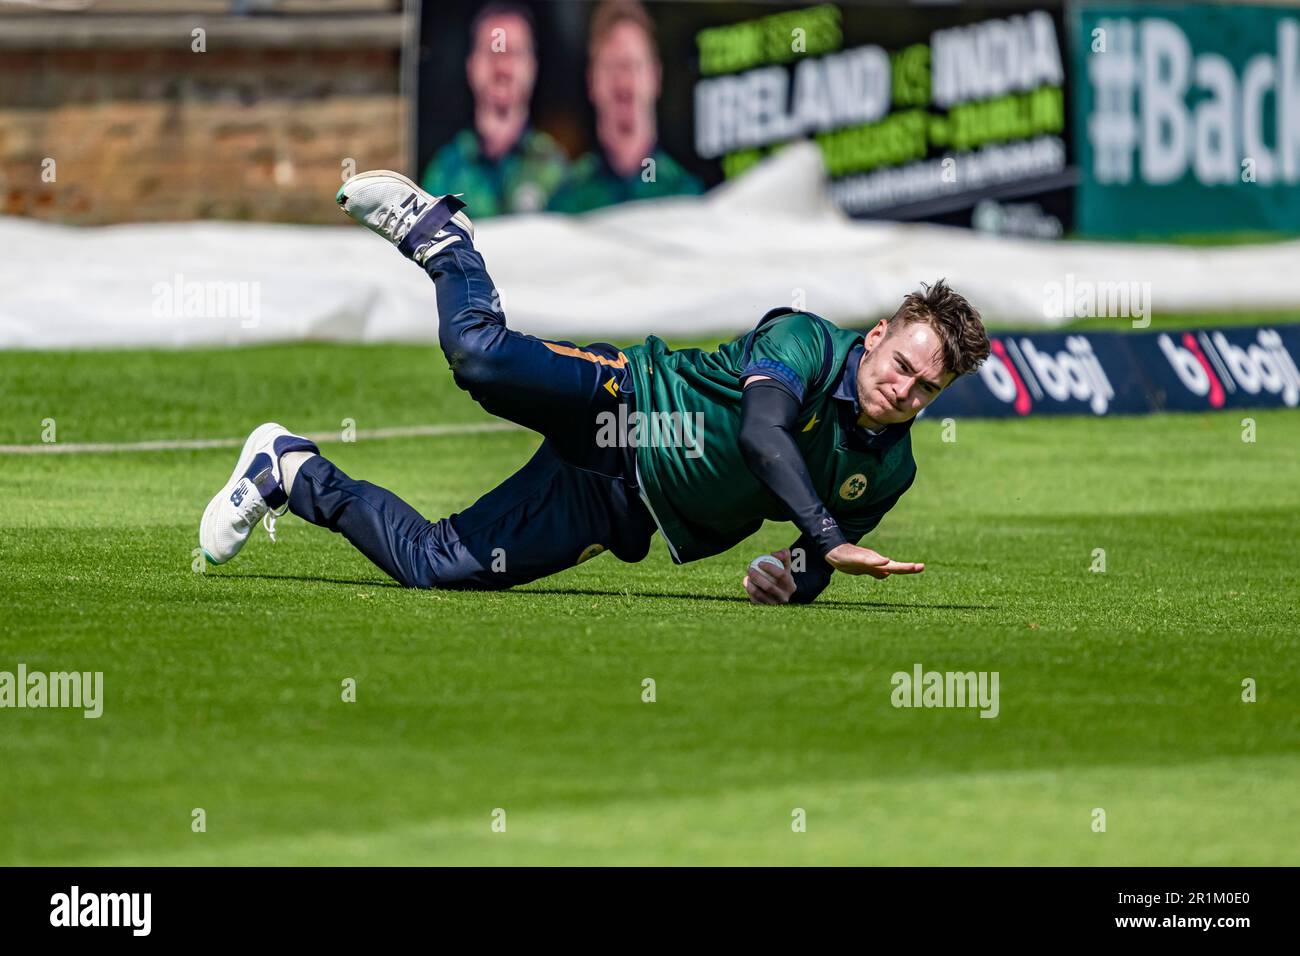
[926,324,1300,417]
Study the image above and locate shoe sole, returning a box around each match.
[335,170,474,240]
[199,421,283,565]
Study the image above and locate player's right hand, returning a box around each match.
[743,548,797,605]
[824,543,925,579]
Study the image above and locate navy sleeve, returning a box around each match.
[740,356,806,404]
[738,312,828,405]
[738,379,849,558]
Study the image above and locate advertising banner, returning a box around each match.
[1071,2,1300,237]
[691,2,1073,230]
[416,1,1074,234]
[926,324,1300,417]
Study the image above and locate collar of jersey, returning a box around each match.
[831,344,914,455]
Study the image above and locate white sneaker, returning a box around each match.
[335,169,474,263]
[199,423,318,565]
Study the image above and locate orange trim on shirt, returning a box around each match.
[543,342,629,369]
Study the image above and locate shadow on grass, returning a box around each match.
[514,586,996,611]
[211,575,995,611]
[210,573,404,589]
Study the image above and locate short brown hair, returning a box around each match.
[888,279,989,378]
[589,0,656,60]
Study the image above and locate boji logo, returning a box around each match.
[980,336,1115,415]
[982,339,1032,415]
[1158,329,1300,408]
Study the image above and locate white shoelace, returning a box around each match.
[231,491,267,533]
[377,201,462,263]
[261,504,289,543]
[379,203,421,242]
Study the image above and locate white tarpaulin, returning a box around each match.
[3,143,1299,350]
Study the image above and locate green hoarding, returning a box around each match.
[1072,2,1300,236]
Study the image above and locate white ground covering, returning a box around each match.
[3,143,1296,349]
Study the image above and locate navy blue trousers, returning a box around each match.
[287,222,656,589]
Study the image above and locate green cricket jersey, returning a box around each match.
[624,311,918,564]
[421,128,569,218]
[547,146,703,213]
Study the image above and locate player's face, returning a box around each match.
[855,319,955,428]
[467,14,537,113]
[589,22,661,131]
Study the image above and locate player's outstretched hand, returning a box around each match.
[743,548,797,605]
[825,543,925,579]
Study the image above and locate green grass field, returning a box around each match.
[2,339,1298,866]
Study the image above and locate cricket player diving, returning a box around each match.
[198,171,990,605]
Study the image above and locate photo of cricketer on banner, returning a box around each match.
[416,2,1076,235]
[926,324,1300,417]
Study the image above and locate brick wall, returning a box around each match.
[0,14,407,224]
